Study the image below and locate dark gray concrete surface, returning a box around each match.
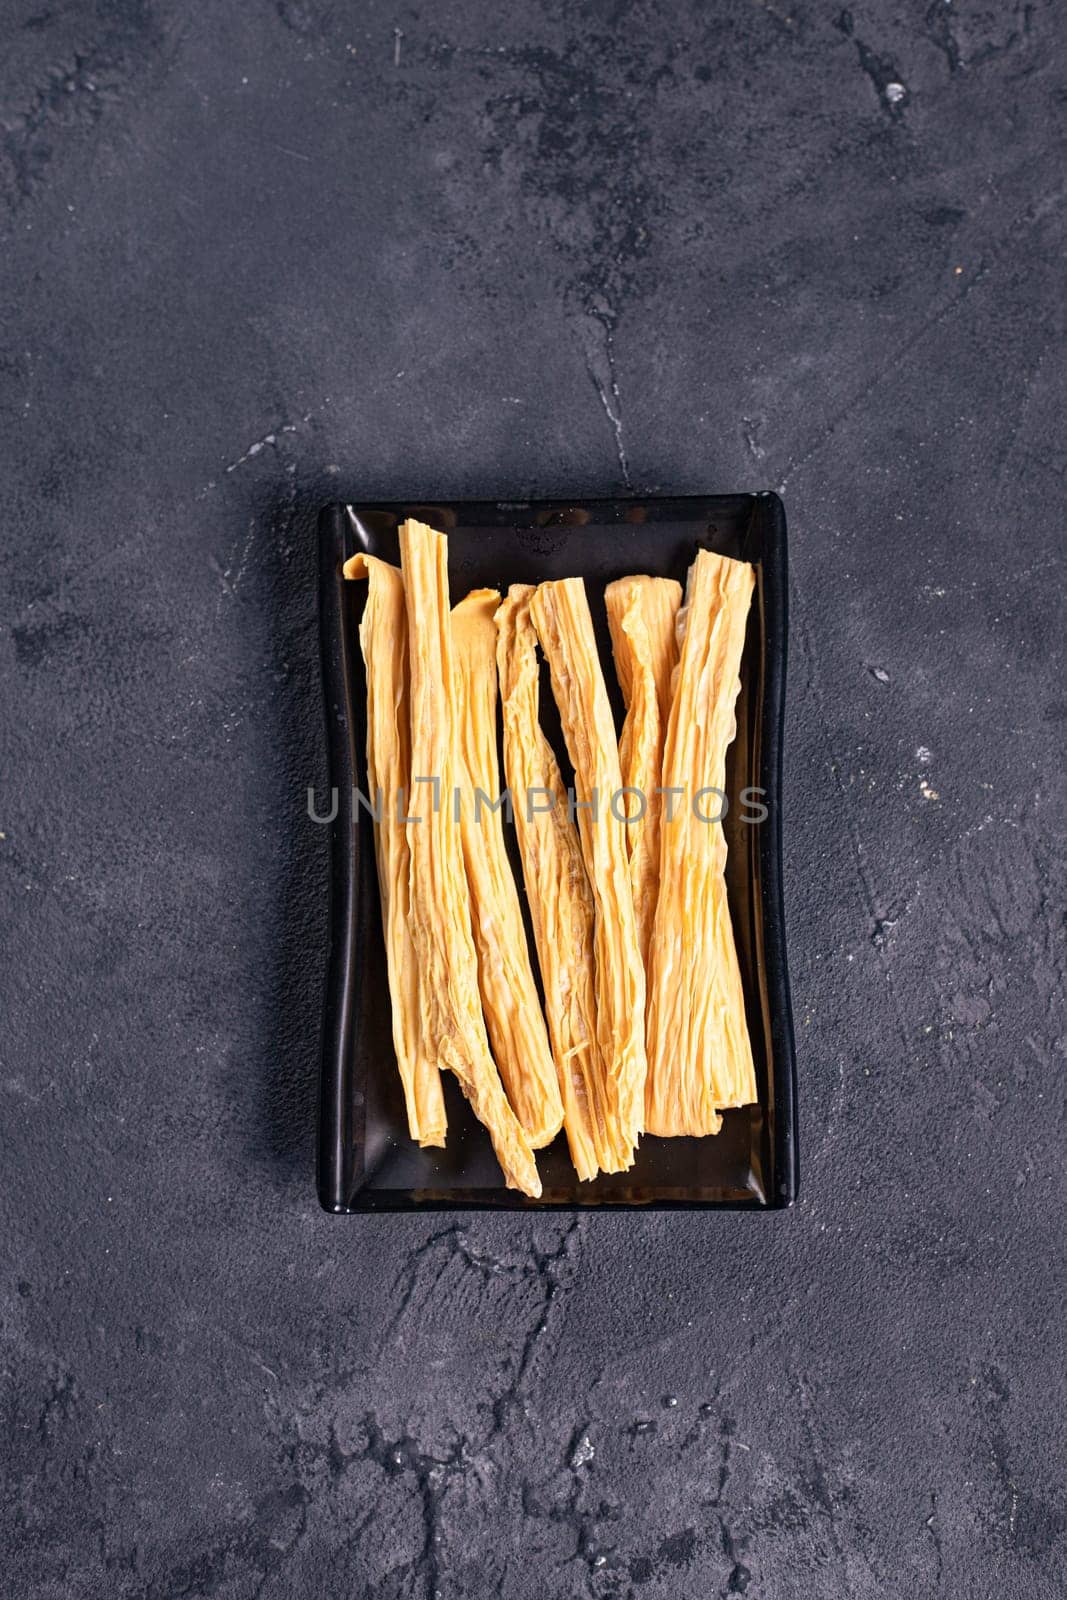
[2,1,1065,1596]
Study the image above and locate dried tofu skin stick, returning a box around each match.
[606,576,681,729]
[451,590,563,1149]
[399,520,541,1197]
[605,576,682,975]
[496,586,629,1179]
[342,552,446,1148]
[645,548,757,1136]
[529,579,647,1159]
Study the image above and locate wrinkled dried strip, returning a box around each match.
[645,548,756,1136]
[451,589,563,1149]
[343,552,445,1147]
[399,520,540,1196]
[529,579,647,1159]
[605,576,682,975]
[496,586,627,1178]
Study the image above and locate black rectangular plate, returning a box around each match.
[317,496,797,1211]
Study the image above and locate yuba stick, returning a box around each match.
[399,520,541,1197]
[605,576,682,977]
[529,579,647,1160]
[451,589,564,1149]
[343,551,445,1147]
[645,548,756,1136]
[496,586,629,1178]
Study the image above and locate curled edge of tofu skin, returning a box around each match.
[451,588,564,1149]
[645,547,757,1138]
[343,551,446,1148]
[399,520,541,1197]
[496,585,632,1179]
[528,578,648,1162]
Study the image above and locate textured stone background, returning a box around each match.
[2,1,1065,1596]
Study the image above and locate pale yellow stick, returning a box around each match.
[529,579,647,1160]
[451,589,564,1149]
[605,576,682,975]
[645,548,756,1136]
[496,587,628,1178]
[343,552,446,1147]
[399,520,541,1196]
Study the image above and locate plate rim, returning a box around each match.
[316,493,798,1213]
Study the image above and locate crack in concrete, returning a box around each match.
[357,1220,587,1590]
[576,306,632,490]
[496,1219,584,1425]
[924,0,964,73]
[974,1365,1020,1548]
[386,1222,527,1342]
[718,1513,752,1595]
[381,1216,587,1521]
[520,1420,623,1583]
[742,415,767,463]
[835,11,909,120]
[357,1412,468,1600]
[925,1489,944,1587]
[225,415,313,474]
